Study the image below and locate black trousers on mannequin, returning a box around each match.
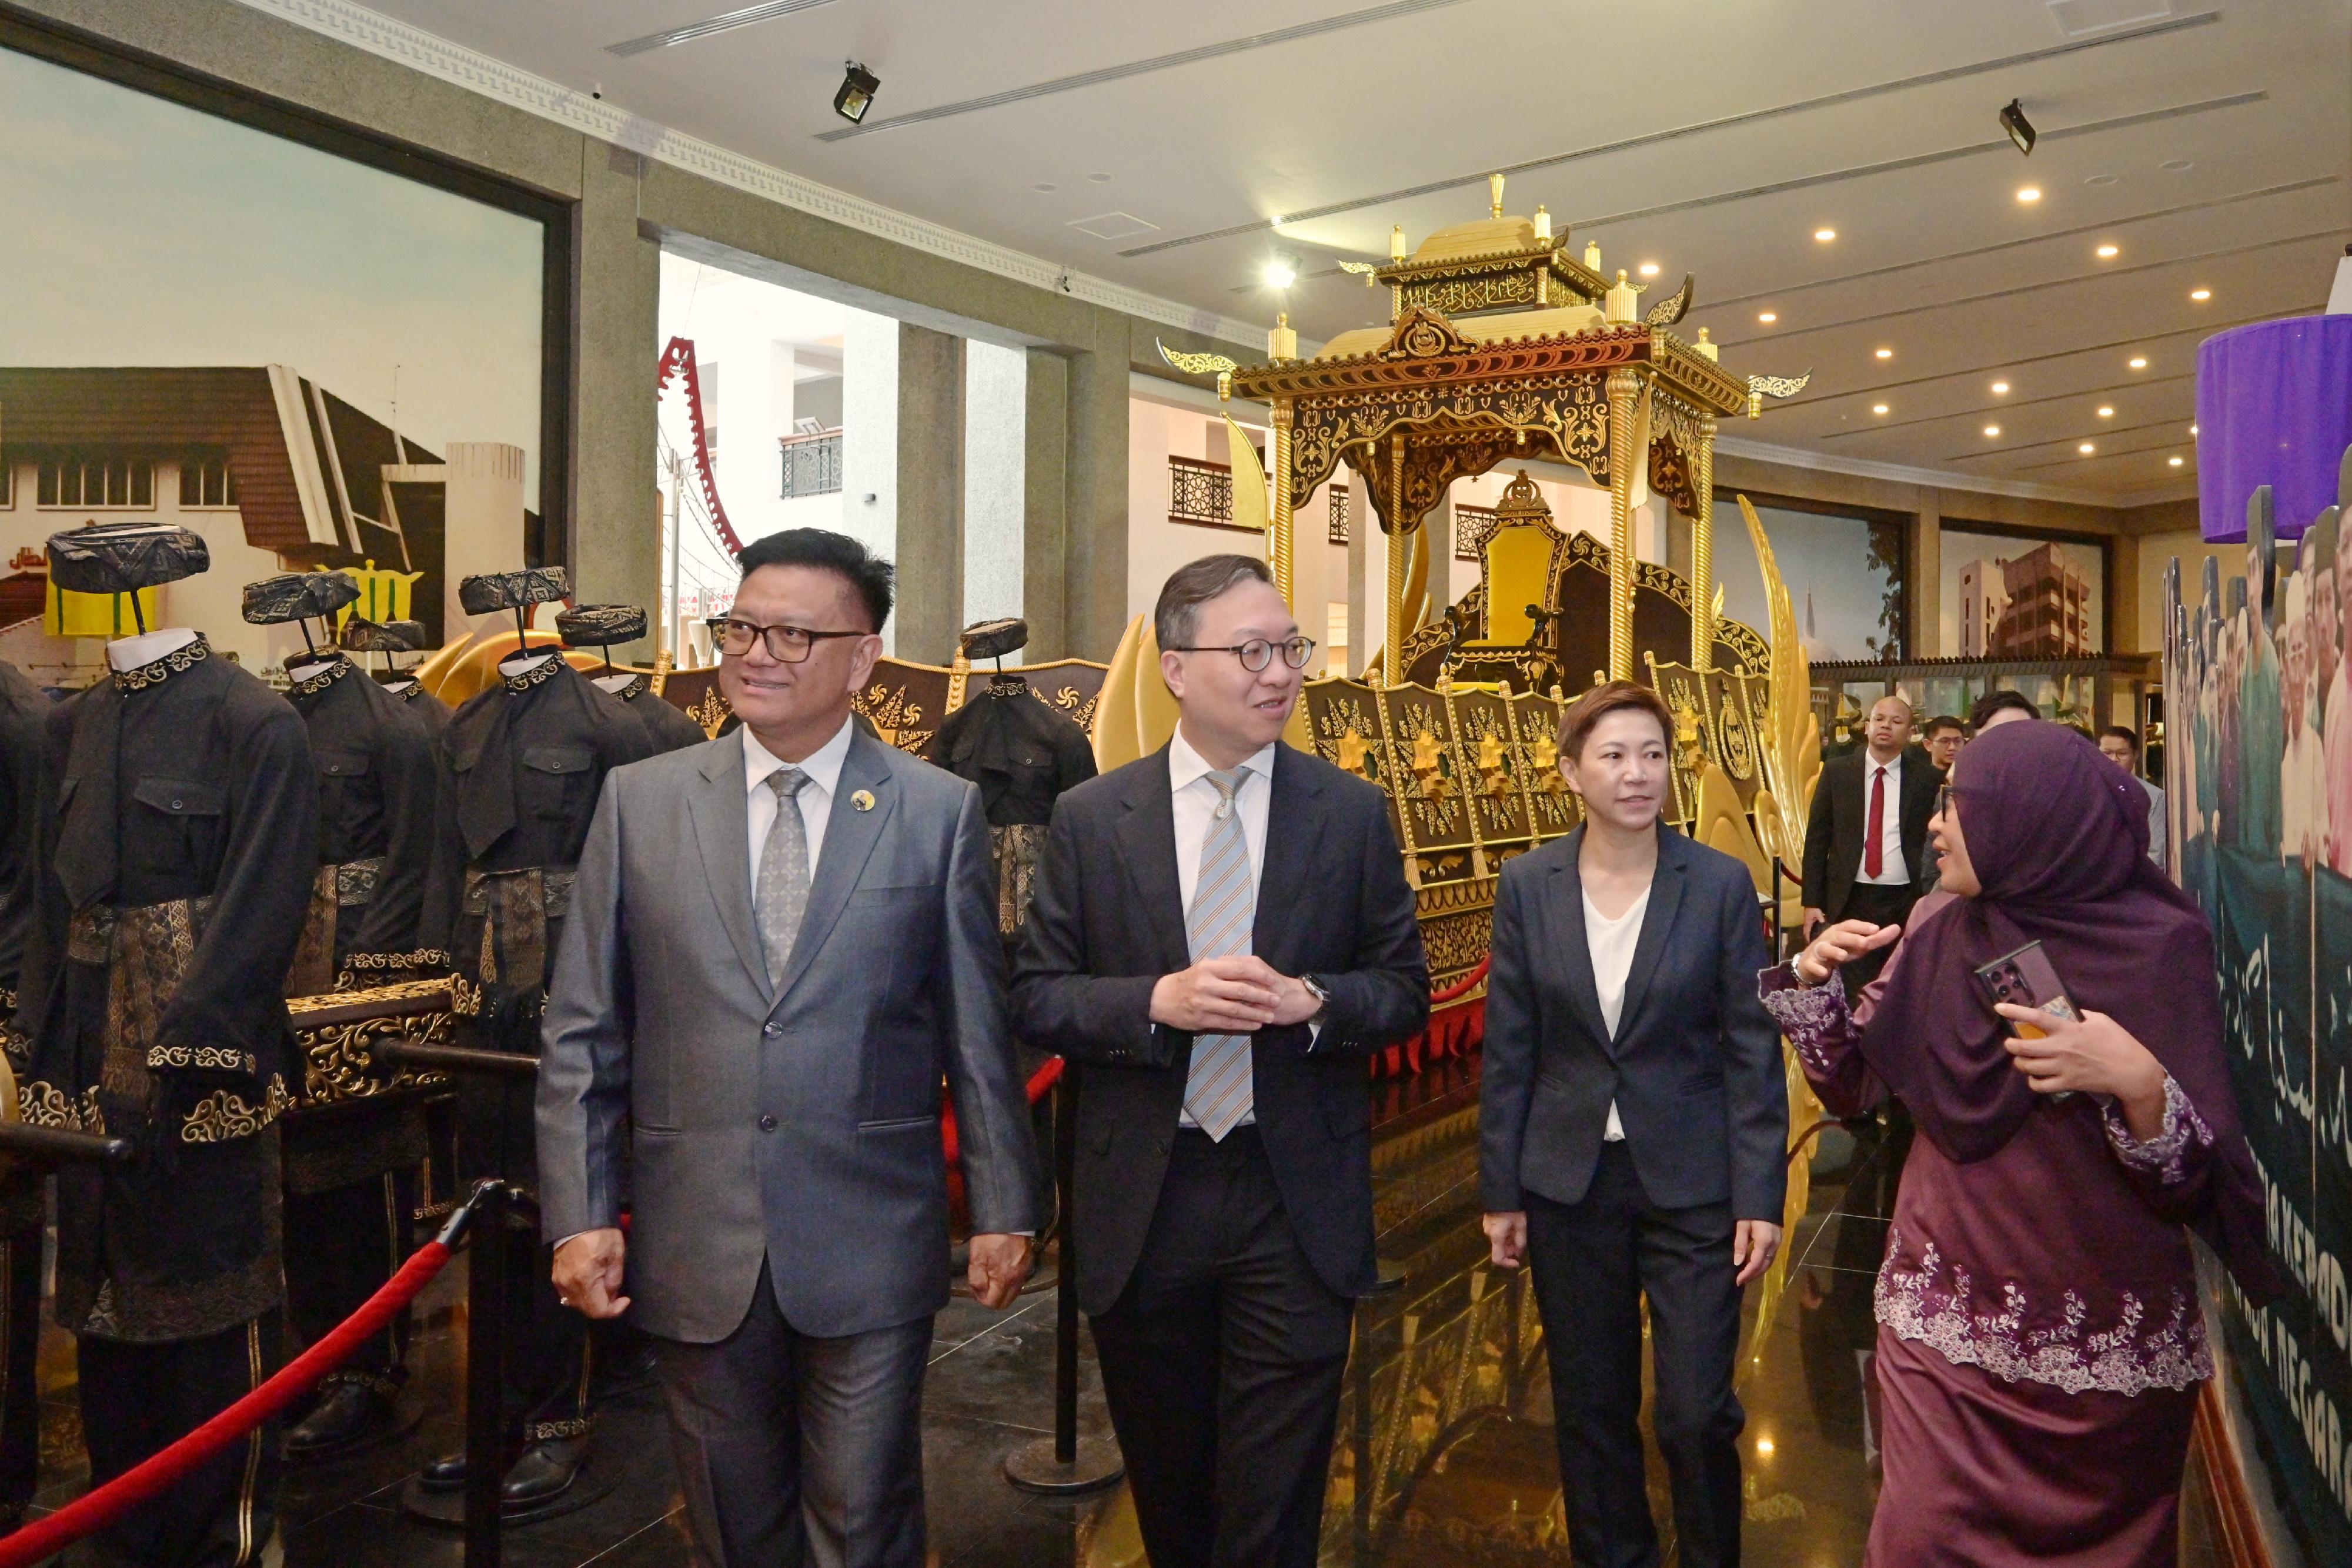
[1526,1144,1745,1568]
[0,1219,40,1517]
[284,1169,416,1389]
[76,1311,284,1568]
[1088,1128,1354,1568]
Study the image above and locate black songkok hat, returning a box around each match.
[241,570,361,626]
[959,616,1028,663]
[45,522,210,595]
[556,604,649,648]
[339,617,429,654]
[458,567,569,616]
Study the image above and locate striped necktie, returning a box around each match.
[1182,765,1256,1141]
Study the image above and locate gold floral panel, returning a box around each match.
[1508,689,1581,838]
[1375,686,1475,881]
[1298,678,1409,857]
[1446,687,1533,850]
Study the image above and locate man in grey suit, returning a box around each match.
[537,528,1041,1567]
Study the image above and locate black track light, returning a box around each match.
[834,62,880,125]
[2000,98,2036,157]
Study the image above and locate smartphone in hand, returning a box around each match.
[1972,941,2083,1101]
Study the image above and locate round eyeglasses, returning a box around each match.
[1162,636,1317,672]
[717,617,867,663]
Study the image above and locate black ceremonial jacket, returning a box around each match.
[287,654,439,965]
[17,636,319,1339]
[604,671,710,754]
[0,658,51,1038]
[384,675,453,738]
[924,680,1098,827]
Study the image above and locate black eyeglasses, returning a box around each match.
[718,617,868,663]
[1936,783,1960,820]
[1163,636,1317,672]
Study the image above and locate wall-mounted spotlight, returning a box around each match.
[2000,98,2036,157]
[1261,251,1301,290]
[834,62,880,124]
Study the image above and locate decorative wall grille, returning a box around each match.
[1329,485,1350,546]
[1454,503,1500,562]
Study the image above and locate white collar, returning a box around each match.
[743,714,857,798]
[1168,724,1277,793]
[1866,750,1903,777]
[108,627,200,671]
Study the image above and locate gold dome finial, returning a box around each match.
[1493,470,1553,524]
[1489,172,1505,219]
[1390,223,1407,260]
[1584,239,1602,272]
[1695,325,1719,362]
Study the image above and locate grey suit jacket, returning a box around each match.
[537,725,1042,1342]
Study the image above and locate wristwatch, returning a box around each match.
[1300,973,1332,1025]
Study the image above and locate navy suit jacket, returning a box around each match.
[1478,825,1788,1222]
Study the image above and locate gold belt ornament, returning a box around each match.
[456,865,577,1008]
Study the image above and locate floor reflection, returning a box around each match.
[20,1063,2208,1566]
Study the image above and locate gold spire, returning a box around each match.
[1489,172,1505,219]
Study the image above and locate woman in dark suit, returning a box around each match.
[1479,680,1787,1568]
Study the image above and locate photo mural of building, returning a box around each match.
[1953,540,2093,658]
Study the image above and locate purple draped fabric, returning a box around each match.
[2196,315,2352,542]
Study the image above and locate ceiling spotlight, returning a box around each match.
[833,61,881,124]
[2129,356,2148,369]
[1758,310,1778,323]
[1984,424,2001,437]
[2190,423,2199,434]
[2097,406,2115,419]
[1814,228,1836,243]
[1875,347,1893,359]
[2000,97,2037,157]
[2190,287,2212,301]
[1261,252,1300,290]
[2016,186,2042,203]
[2096,243,2120,259]
[1872,403,1889,415]
[2079,442,2096,454]
[2170,455,2185,467]
[1991,380,2011,394]
[1638,261,1661,277]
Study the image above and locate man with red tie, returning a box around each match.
[1802,694,1941,989]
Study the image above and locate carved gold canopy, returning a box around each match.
[1224,306,1747,537]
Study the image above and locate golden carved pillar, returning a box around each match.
[1605,369,1642,681]
[1385,432,1409,683]
[1269,402,1296,609]
[1691,413,1718,673]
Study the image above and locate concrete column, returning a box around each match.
[443,442,527,638]
[571,143,663,661]
[840,308,902,646]
[963,341,1027,627]
[893,323,965,664]
[1063,313,1131,661]
[1021,350,1071,658]
[1911,492,1943,657]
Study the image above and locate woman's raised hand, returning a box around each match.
[1794,919,1901,986]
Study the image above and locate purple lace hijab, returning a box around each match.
[1856,720,2278,1298]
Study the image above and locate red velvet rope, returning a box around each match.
[0,1239,457,1568]
[1429,956,1492,1006]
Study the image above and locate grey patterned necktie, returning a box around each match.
[755,767,812,984]
[1182,766,1256,1141]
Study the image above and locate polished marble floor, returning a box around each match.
[19,1061,2221,1566]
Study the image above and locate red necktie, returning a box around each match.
[1864,766,1886,879]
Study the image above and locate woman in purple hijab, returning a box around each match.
[1759,720,2277,1567]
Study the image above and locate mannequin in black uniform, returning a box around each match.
[0,656,52,1526]
[417,569,652,1510]
[343,616,452,737]
[243,574,443,1459]
[17,522,319,1566]
[557,603,707,754]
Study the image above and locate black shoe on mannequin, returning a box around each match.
[285,1374,399,1459]
[499,1434,588,1510]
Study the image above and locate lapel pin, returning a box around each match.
[851,789,876,813]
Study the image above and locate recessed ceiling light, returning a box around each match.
[1756,1437,1777,1458]
[2160,158,2194,172]
[1635,262,1658,278]
[2016,186,2042,203]
[1086,172,1112,183]
[1261,253,1299,290]
[1814,228,1836,243]
[1757,310,1778,323]
[2129,356,2148,369]
[2190,287,2211,301]
[1875,347,1893,359]
[1872,403,1889,415]
[2096,406,2115,418]
[2190,423,2199,435]
[2169,455,2184,467]
[1032,182,1058,192]
[1984,424,2001,437]
[2096,243,2120,259]
[1991,380,2010,394]
[2079,442,2096,454]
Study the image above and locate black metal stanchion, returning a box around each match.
[1003,1069,1122,1495]
[459,1181,510,1568]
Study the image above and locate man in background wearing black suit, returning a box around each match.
[1013,554,1428,1567]
[1802,694,1939,989]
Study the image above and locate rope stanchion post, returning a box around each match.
[462,1179,511,1568]
[1003,1068,1123,1495]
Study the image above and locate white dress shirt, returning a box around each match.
[744,716,857,887]
[1168,726,1279,1130]
[1854,751,1911,886]
[1585,883,1651,1143]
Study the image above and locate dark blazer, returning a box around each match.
[1478,826,1787,1221]
[1011,741,1429,1315]
[1801,747,1941,920]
